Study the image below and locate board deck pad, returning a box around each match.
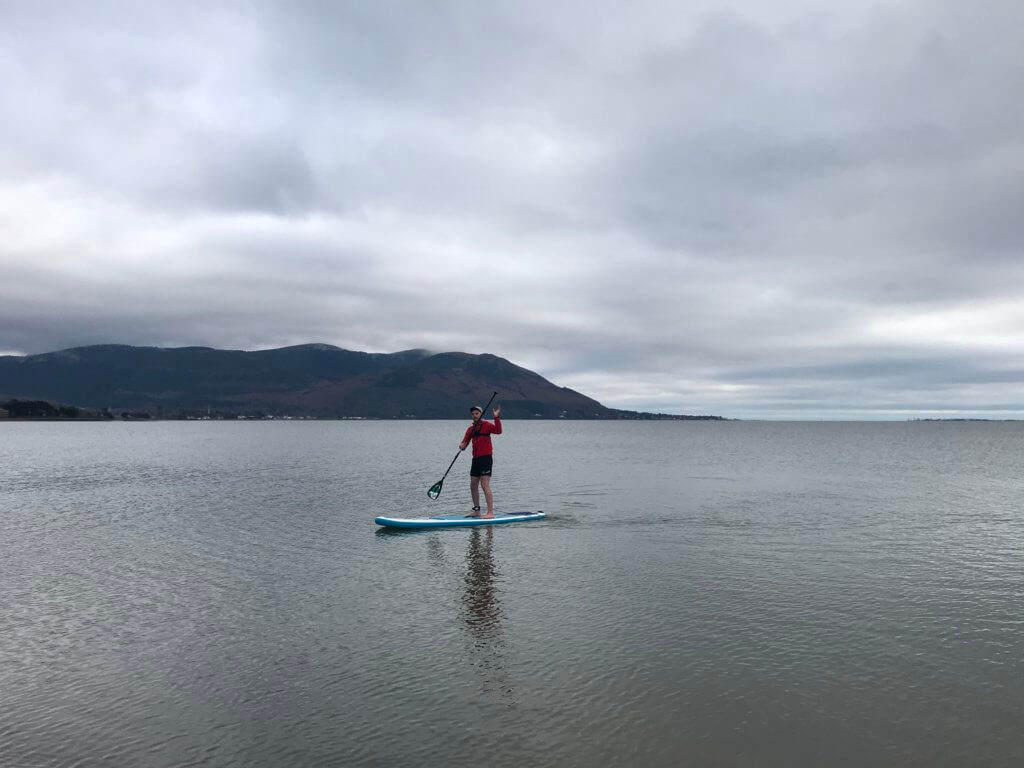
[375,511,545,529]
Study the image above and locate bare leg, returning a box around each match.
[480,475,494,517]
[470,476,481,514]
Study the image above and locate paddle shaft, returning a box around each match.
[435,450,462,485]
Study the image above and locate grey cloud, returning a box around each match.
[727,355,1024,387]
[2,0,1024,417]
[169,134,318,214]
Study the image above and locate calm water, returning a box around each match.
[1,421,1022,767]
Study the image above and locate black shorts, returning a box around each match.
[470,455,493,477]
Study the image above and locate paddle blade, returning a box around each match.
[427,481,443,499]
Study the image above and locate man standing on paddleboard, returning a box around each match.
[460,403,502,518]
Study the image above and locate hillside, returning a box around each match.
[0,344,719,419]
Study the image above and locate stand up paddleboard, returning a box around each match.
[375,511,545,529]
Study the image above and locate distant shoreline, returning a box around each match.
[0,414,730,422]
[5,415,1023,423]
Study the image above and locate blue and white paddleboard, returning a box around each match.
[375,511,545,529]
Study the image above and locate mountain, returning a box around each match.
[0,344,718,419]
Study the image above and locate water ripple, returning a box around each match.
[0,421,1022,766]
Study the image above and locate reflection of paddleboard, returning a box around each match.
[375,511,545,529]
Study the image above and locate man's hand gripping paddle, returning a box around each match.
[427,390,498,499]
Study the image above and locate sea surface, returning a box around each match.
[1,420,1022,767]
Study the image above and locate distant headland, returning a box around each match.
[0,344,725,421]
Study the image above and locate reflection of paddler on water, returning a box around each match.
[463,526,500,641]
[416,528,513,698]
[462,527,513,698]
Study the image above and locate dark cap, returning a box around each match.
[470,405,483,413]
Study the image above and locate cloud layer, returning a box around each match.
[2,0,1023,417]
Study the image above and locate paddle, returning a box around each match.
[427,390,498,499]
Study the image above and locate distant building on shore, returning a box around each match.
[0,408,9,418]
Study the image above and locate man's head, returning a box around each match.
[470,405,483,421]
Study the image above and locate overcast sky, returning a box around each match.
[2,0,1023,418]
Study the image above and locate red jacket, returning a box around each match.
[462,417,502,456]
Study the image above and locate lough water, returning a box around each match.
[1,420,1022,767]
